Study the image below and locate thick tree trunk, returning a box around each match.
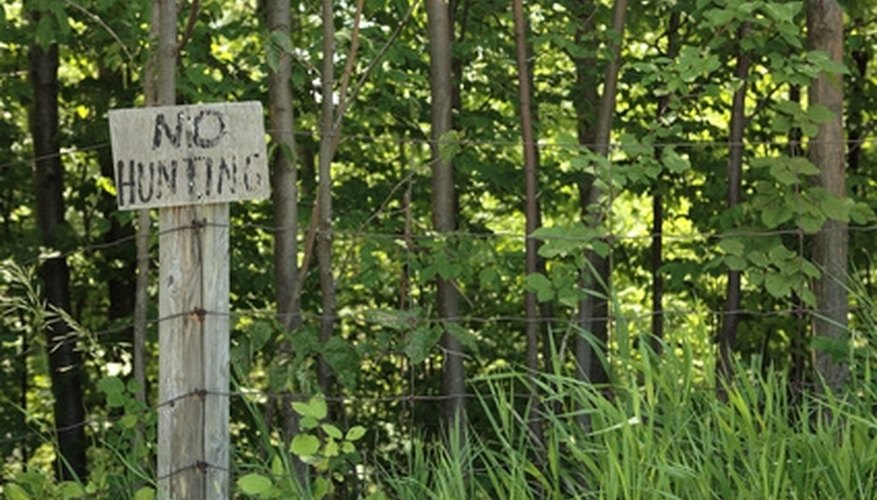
[808,0,848,391]
[513,0,544,447]
[316,0,337,395]
[28,26,87,480]
[577,0,627,392]
[268,0,300,334]
[426,0,465,429]
[718,23,750,388]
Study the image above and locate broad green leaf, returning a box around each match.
[662,148,690,173]
[820,195,850,221]
[718,238,745,256]
[445,323,480,354]
[764,273,791,298]
[323,439,340,458]
[404,326,442,364]
[724,255,747,271]
[59,482,86,498]
[133,487,156,500]
[292,395,328,420]
[438,130,462,163]
[238,473,273,495]
[271,455,283,477]
[807,104,835,124]
[322,423,343,439]
[525,273,554,302]
[346,425,366,441]
[290,434,321,457]
[5,484,30,500]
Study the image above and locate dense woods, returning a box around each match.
[3,0,877,497]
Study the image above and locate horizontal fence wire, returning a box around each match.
[2,131,877,172]
[2,137,874,484]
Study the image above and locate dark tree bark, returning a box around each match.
[808,0,848,391]
[576,0,627,395]
[28,17,87,480]
[651,11,680,354]
[316,0,337,395]
[265,0,309,483]
[426,0,465,429]
[513,0,545,447]
[718,23,750,387]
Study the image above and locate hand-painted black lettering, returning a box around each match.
[186,157,198,195]
[137,161,155,203]
[217,156,235,195]
[116,160,136,206]
[157,160,178,198]
[193,110,227,148]
[152,112,184,149]
[204,157,213,196]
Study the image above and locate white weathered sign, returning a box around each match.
[109,101,269,210]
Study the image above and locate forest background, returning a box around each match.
[2,0,877,497]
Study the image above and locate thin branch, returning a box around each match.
[63,0,135,65]
[335,0,366,125]
[330,0,421,155]
[176,0,201,55]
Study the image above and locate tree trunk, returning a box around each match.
[718,23,750,388]
[651,10,680,354]
[265,0,309,484]
[807,0,848,391]
[576,0,627,396]
[426,0,465,429]
[316,0,337,395]
[513,0,544,447]
[28,15,87,480]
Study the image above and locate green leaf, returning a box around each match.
[271,455,283,477]
[290,434,321,457]
[292,395,328,420]
[404,326,442,363]
[323,439,340,458]
[718,238,745,256]
[445,323,479,354]
[238,473,273,495]
[525,273,554,302]
[724,255,747,271]
[300,416,319,430]
[133,487,156,500]
[438,130,462,163]
[119,414,138,429]
[5,484,31,500]
[820,195,850,221]
[345,425,366,441]
[662,148,690,173]
[764,273,791,298]
[807,104,835,124]
[322,423,343,440]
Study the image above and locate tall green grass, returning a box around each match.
[381,324,877,499]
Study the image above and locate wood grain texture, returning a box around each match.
[158,203,229,499]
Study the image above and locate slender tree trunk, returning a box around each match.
[316,0,337,395]
[788,85,809,394]
[718,23,750,388]
[426,0,465,429]
[513,0,544,447]
[265,0,309,484]
[808,0,848,391]
[28,13,87,480]
[651,11,680,354]
[576,0,627,394]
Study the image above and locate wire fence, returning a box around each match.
[2,136,875,487]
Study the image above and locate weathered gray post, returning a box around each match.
[109,102,269,498]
